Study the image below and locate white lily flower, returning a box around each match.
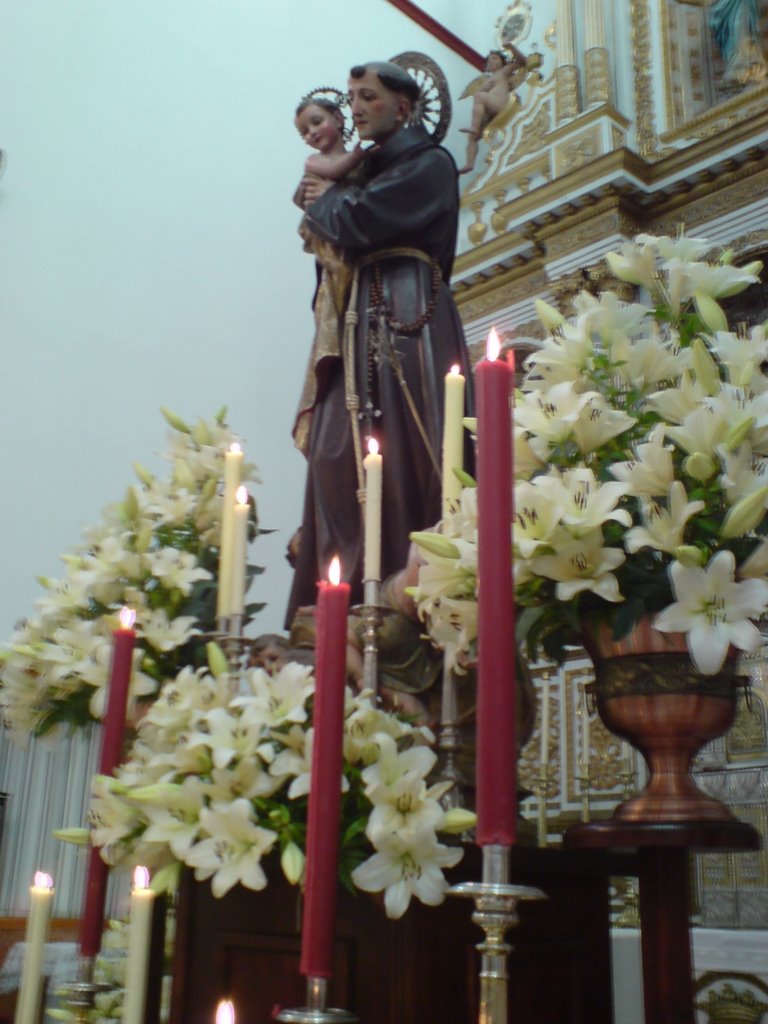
[138,609,200,653]
[146,547,212,595]
[234,663,314,729]
[531,530,626,602]
[609,426,676,497]
[654,551,768,673]
[624,482,705,555]
[531,468,631,537]
[185,800,277,897]
[514,381,595,446]
[351,833,462,919]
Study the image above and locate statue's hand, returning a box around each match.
[301,173,334,205]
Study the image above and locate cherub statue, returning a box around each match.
[458,46,529,174]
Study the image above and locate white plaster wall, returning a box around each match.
[0,0,507,643]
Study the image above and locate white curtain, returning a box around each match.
[0,729,128,919]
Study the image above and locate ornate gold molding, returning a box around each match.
[455,261,548,321]
[584,46,611,105]
[631,0,658,156]
[555,64,580,122]
[554,126,601,177]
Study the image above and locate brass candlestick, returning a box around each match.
[275,976,357,1023]
[451,845,546,1024]
[437,656,465,808]
[60,956,111,1024]
[577,765,591,823]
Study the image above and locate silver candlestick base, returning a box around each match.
[275,977,357,1023]
[361,579,381,695]
[450,845,546,1024]
[437,656,465,808]
[60,957,112,1024]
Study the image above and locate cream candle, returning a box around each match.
[363,438,382,582]
[229,485,249,616]
[14,872,54,1024]
[441,364,465,519]
[122,866,155,1024]
[217,442,243,619]
[216,999,235,1024]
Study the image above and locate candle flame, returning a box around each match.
[235,485,248,505]
[486,327,501,362]
[229,442,241,454]
[450,364,460,376]
[119,606,136,630]
[133,865,150,890]
[367,436,379,456]
[216,1000,235,1024]
[33,871,53,890]
[328,556,341,586]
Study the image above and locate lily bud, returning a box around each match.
[207,641,230,678]
[453,468,477,489]
[281,842,305,885]
[174,459,196,490]
[215,405,228,425]
[605,252,646,286]
[441,808,478,834]
[463,416,478,435]
[721,486,768,539]
[722,416,755,452]
[673,545,706,568]
[160,407,191,434]
[134,522,154,553]
[683,452,717,481]
[408,531,461,559]
[52,827,90,845]
[738,361,756,388]
[201,477,218,502]
[122,485,140,523]
[693,292,728,334]
[130,782,185,804]
[742,260,763,279]
[192,419,211,446]
[151,861,182,894]
[691,338,720,395]
[720,248,734,265]
[132,461,155,487]
[535,298,565,330]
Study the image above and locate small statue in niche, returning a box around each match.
[710,0,767,89]
[458,46,529,174]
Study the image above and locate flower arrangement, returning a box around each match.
[411,233,768,676]
[67,647,470,920]
[0,408,260,739]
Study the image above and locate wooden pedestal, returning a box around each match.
[565,820,761,1024]
[168,844,628,1024]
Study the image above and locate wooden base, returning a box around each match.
[565,819,761,1024]
[168,845,629,1024]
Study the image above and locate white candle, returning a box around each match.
[229,486,249,616]
[216,999,235,1024]
[441,365,465,518]
[122,866,155,1024]
[621,740,632,771]
[216,442,243,619]
[363,438,383,582]
[539,678,550,766]
[14,872,54,1024]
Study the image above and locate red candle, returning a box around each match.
[80,606,136,958]
[475,328,517,847]
[300,557,350,979]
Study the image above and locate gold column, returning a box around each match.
[556,0,580,121]
[584,0,611,105]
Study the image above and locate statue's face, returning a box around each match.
[294,104,343,155]
[348,69,409,143]
[486,53,505,72]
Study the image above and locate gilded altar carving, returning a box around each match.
[554,126,601,177]
[584,46,611,105]
[508,102,552,163]
[555,64,580,122]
